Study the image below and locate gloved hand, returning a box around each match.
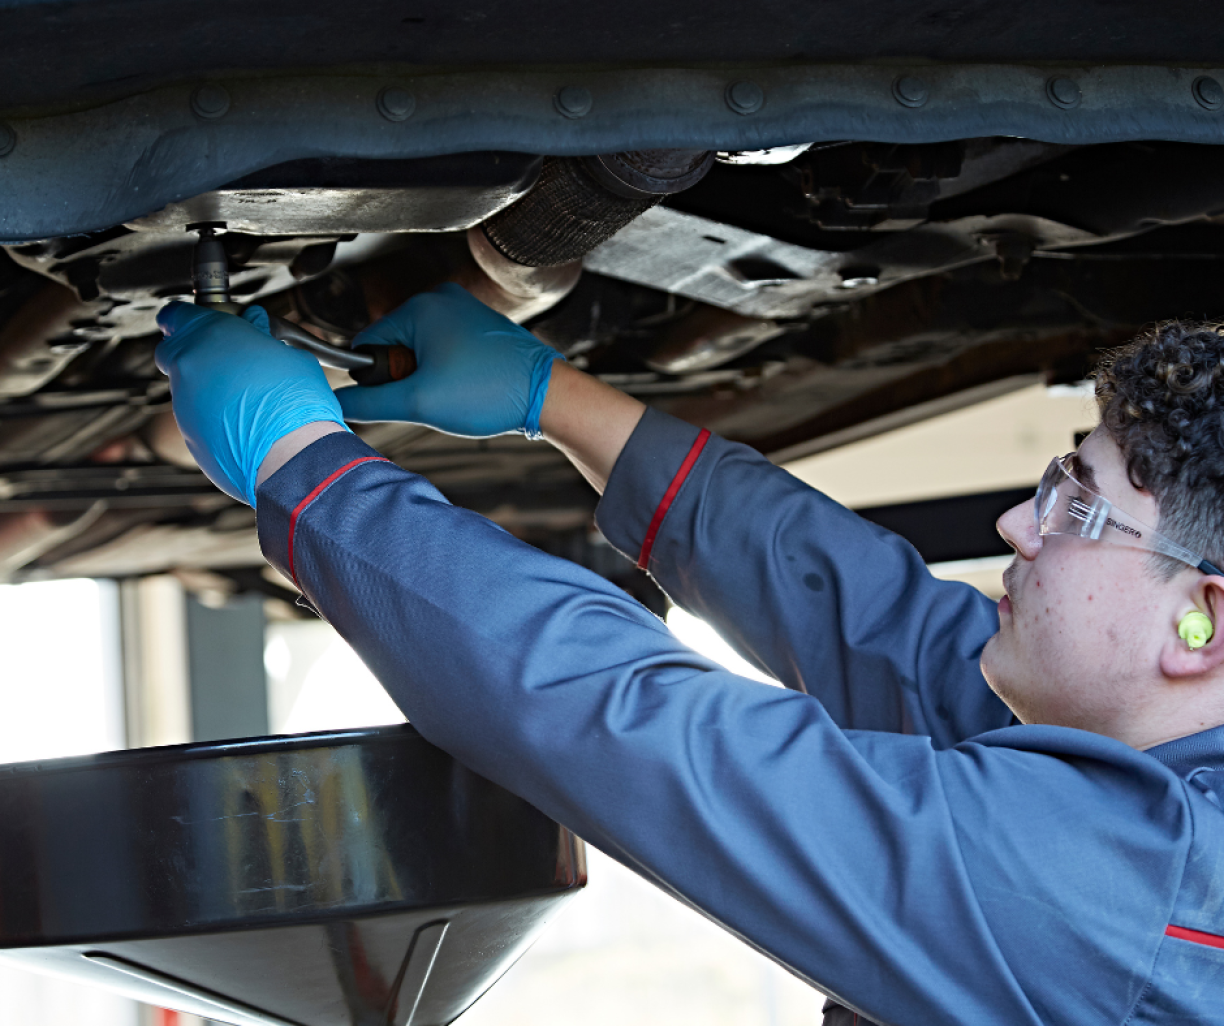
[335,282,564,438]
[156,302,348,507]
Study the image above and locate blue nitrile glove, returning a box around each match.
[156,302,348,507]
[335,282,564,438]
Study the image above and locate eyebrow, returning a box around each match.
[1068,451,1098,491]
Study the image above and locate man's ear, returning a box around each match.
[1161,575,1224,679]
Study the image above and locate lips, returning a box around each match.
[1001,560,1020,617]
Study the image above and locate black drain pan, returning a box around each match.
[0,724,586,1026]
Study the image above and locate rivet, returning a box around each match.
[1045,77,1081,110]
[191,83,231,120]
[1193,76,1224,111]
[377,85,416,122]
[0,122,14,158]
[892,75,929,108]
[554,86,593,119]
[725,80,764,115]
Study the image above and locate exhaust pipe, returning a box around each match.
[466,150,714,322]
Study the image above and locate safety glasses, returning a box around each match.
[1035,455,1224,576]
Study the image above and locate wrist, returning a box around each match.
[524,350,566,440]
[541,361,646,494]
[257,421,348,489]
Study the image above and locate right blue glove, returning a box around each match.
[156,302,349,507]
[335,283,564,438]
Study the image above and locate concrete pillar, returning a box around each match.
[184,592,268,742]
[120,575,192,748]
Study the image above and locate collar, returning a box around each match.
[1147,724,1224,808]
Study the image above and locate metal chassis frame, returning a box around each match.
[5,62,1224,240]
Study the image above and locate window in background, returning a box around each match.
[0,578,125,762]
[0,577,138,1026]
[265,618,405,735]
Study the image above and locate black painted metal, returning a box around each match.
[857,487,1033,564]
[6,0,1224,113]
[7,63,1224,240]
[0,725,586,1026]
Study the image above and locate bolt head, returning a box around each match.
[838,265,881,289]
[725,81,764,115]
[377,86,416,122]
[1046,77,1081,110]
[191,83,231,120]
[892,75,929,108]
[0,122,14,158]
[554,86,593,119]
[47,340,90,356]
[1194,76,1224,111]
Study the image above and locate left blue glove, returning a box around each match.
[156,302,348,507]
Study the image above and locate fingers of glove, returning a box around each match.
[351,283,509,353]
[334,378,423,424]
[241,305,272,335]
[159,301,270,344]
[157,302,321,384]
[431,281,527,333]
[351,293,423,351]
[156,300,208,338]
[155,302,212,372]
[156,302,257,374]
[350,315,412,351]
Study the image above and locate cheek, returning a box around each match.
[1023,571,1065,628]
[1021,568,1106,653]
[1025,559,1151,663]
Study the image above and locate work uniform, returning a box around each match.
[257,408,1224,1025]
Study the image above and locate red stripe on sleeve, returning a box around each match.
[637,429,711,571]
[287,456,390,585]
[1166,924,1224,950]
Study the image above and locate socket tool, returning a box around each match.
[191,227,416,387]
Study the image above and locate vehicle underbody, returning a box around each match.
[4,1,1224,607]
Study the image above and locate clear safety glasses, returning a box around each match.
[1035,456,1224,576]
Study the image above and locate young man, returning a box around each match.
[157,286,1224,1024]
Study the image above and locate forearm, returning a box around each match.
[540,361,646,494]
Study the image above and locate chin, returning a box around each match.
[980,639,1026,721]
[979,632,1002,683]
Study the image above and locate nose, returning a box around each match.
[997,495,1041,561]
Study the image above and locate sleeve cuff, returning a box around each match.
[256,430,392,584]
[595,407,709,570]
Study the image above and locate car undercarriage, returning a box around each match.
[5,1,1224,604]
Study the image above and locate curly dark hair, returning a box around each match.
[1095,321,1224,578]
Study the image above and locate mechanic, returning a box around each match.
[155,286,1224,1025]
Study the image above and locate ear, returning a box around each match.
[1161,576,1224,679]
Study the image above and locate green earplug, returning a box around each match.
[1179,611,1215,650]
